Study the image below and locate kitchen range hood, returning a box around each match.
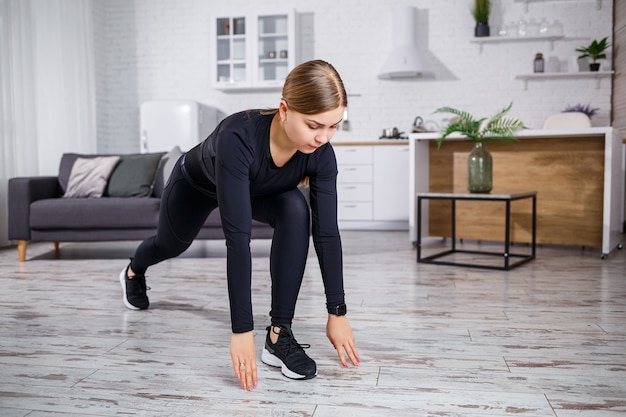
[378,5,427,79]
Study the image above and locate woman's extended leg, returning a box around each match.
[131,160,218,274]
[120,158,217,310]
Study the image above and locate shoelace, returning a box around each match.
[270,326,311,353]
[129,276,150,293]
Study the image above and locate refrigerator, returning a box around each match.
[140,100,223,153]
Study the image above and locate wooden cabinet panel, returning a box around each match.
[428,137,605,246]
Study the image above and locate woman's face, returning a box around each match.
[280,101,345,154]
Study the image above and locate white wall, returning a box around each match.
[96,0,613,153]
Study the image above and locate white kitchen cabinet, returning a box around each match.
[334,146,374,222]
[211,10,296,91]
[373,145,409,222]
[334,143,409,230]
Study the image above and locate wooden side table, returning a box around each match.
[417,191,537,270]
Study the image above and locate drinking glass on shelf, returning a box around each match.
[548,20,563,36]
[517,19,527,37]
[526,19,540,36]
[539,18,549,35]
[506,22,517,37]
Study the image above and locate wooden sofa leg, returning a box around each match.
[53,242,59,253]
[18,240,27,262]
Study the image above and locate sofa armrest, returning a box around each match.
[8,176,60,240]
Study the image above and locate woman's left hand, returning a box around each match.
[326,315,360,367]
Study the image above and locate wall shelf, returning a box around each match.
[470,35,565,44]
[515,71,614,90]
[515,0,602,13]
[470,35,566,52]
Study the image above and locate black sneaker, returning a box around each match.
[119,264,149,310]
[261,325,317,380]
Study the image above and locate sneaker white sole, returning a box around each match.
[261,347,317,380]
[119,267,140,311]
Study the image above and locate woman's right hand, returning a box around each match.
[230,331,258,391]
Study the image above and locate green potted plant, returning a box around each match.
[576,37,610,71]
[472,0,491,37]
[563,103,599,119]
[434,102,526,193]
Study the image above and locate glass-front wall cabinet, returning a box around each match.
[213,10,295,90]
[257,14,289,83]
[216,16,247,84]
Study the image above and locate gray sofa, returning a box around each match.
[8,150,275,261]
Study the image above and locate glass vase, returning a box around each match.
[467,142,492,193]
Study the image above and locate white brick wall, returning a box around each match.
[92,0,109,152]
[97,0,614,152]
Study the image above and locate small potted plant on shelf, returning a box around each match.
[472,0,491,37]
[576,37,610,71]
[563,103,599,119]
[434,102,526,193]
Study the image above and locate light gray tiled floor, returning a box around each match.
[1,231,625,416]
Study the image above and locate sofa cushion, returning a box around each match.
[63,156,120,198]
[59,153,98,194]
[30,197,161,229]
[105,152,165,197]
[152,146,184,197]
[58,152,165,196]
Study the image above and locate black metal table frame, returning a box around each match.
[417,191,537,270]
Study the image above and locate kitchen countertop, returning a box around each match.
[331,139,409,146]
[329,128,624,147]
[409,127,624,141]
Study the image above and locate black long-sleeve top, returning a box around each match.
[183,110,345,333]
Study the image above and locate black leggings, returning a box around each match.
[130,157,310,328]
